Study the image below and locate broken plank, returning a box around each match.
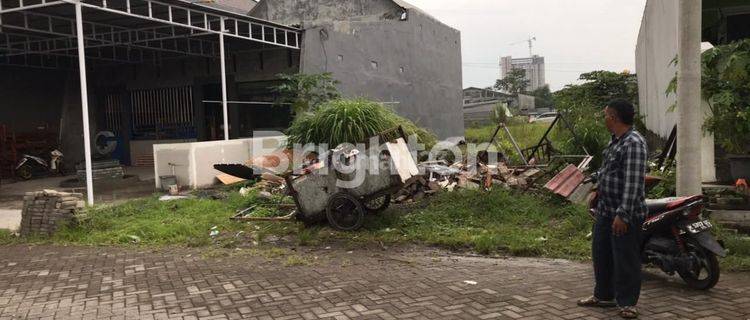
[217,173,246,185]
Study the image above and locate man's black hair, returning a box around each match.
[606,99,635,125]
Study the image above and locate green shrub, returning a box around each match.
[647,168,676,198]
[285,99,437,148]
[667,40,750,153]
[553,71,639,168]
[273,73,340,113]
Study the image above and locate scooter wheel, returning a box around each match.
[16,165,33,180]
[678,241,720,290]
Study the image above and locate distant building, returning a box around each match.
[462,87,508,105]
[462,87,513,127]
[517,93,537,115]
[500,55,546,92]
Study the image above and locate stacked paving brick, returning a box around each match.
[75,159,125,181]
[76,166,124,181]
[20,190,84,237]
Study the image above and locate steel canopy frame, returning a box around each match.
[0,0,300,49]
[0,0,301,204]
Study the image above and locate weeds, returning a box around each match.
[297,226,321,246]
[283,255,315,267]
[0,229,16,245]
[2,182,748,272]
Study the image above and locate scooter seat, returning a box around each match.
[646,198,673,214]
[646,195,704,216]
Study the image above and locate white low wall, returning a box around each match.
[153,135,285,189]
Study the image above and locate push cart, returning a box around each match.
[216,126,419,231]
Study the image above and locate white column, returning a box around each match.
[701,100,716,182]
[676,0,702,196]
[75,0,95,205]
[219,17,229,140]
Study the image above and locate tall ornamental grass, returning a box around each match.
[286,99,437,148]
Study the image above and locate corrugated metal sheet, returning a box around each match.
[544,164,584,198]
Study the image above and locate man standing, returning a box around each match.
[578,99,648,319]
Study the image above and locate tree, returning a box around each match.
[494,69,529,95]
[557,71,638,107]
[530,85,554,109]
[273,73,340,114]
[552,71,639,168]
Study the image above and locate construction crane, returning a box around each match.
[509,36,536,56]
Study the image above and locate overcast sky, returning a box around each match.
[406,0,648,91]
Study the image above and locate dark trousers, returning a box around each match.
[592,214,642,307]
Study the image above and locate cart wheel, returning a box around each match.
[326,192,365,231]
[364,194,391,214]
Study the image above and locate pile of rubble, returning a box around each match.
[20,190,85,237]
[391,160,544,204]
[245,173,287,197]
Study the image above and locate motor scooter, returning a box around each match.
[15,149,64,180]
[588,176,725,290]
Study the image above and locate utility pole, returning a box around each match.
[676,0,702,196]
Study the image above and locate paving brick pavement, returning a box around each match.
[0,245,749,319]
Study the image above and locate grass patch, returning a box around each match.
[0,229,15,245]
[713,227,750,272]
[3,181,749,273]
[283,255,315,267]
[45,186,296,247]
[360,188,593,260]
[54,195,245,246]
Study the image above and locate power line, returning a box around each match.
[463,61,631,66]
[462,64,594,73]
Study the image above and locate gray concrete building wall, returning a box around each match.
[250,0,404,25]
[251,0,464,139]
[463,100,500,127]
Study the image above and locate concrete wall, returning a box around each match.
[636,0,716,181]
[463,101,499,127]
[250,0,403,24]
[251,0,465,140]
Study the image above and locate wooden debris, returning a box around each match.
[217,173,246,185]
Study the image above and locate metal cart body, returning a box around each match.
[286,129,418,230]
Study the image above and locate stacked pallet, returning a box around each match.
[20,190,84,237]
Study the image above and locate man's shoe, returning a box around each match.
[576,296,617,308]
[619,306,638,319]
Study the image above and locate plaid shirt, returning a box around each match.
[593,128,648,224]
